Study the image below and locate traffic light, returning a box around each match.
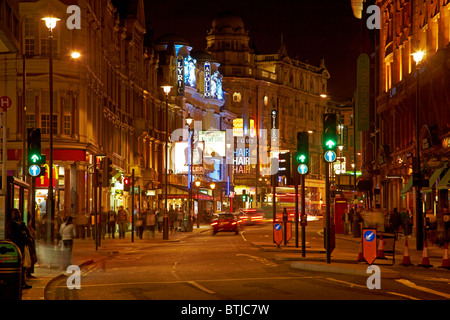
[278,152,291,184]
[103,157,113,186]
[27,128,42,167]
[123,176,130,192]
[323,113,337,162]
[242,190,247,202]
[296,132,309,175]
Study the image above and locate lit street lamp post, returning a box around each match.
[185,113,194,232]
[210,182,215,213]
[195,180,201,228]
[412,50,425,250]
[42,16,60,244]
[161,85,172,240]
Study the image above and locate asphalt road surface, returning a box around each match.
[45,221,450,303]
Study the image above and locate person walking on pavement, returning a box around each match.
[59,216,76,269]
[107,209,117,238]
[389,208,402,236]
[157,209,164,232]
[145,209,156,238]
[117,206,128,239]
[6,208,33,289]
[400,209,411,236]
[26,212,38,280]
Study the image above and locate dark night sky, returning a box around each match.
[144,0,363,99]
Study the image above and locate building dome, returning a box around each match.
[210,12,245,33]
[155,33,190,47]
[190,50,217,63]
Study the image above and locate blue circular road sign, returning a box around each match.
[364,230,376,242]
[28,164,41,177]
[274,223,282,231]
[324,150,337,162]
[297,164,308,175]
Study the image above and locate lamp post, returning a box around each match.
[42,16,60,244]
[412,50,425,250]
[185,112,194,231]
[195,180,201,228]
[161,84,172,240]
[210,182,215,213]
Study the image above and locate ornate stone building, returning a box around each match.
[205,12,331,211]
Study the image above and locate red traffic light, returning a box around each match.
[123,176,130,191]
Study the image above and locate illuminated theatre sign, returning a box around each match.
[232,118,256,174]
[177,55,185,96]
[204,61,211,98]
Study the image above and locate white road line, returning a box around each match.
[187,281,216,294]
[396,279,450,299]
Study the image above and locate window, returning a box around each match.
[25,114,35,129]
[41,38,57,56]
[41,91,58,112]
[63,115,71,136]
[24,18,35,56]
[41,114,57,135]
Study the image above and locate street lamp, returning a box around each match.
[210,182,215,213]
[42,16,60,244]
[161,84,172,240]
[185,112,194,231]
[412,50,425,250]
[195,180,201,228]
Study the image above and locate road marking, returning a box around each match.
[326,278,421,300]
[325,277,367,289]
[236,253,278,267]
[172,261,180,280]
[396,279,450,299]
[386,291,421,300]
[187,281,216,294]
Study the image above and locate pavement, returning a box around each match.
[20,223,449,300]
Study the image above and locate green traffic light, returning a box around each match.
[325,139,336,149]
[30,154,41,163]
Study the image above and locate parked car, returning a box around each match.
[211,213,241,235]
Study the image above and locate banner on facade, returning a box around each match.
[356,53,370,132]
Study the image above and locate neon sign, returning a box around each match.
[204,61,211,98]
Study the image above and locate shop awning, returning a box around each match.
[422,166,446,192]
[436,168,450,190]
[400,176,413,196]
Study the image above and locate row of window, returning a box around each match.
[25,114,71,136]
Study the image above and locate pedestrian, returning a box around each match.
[389,208,402,236]
[101,207,107,240]
[169,209,176,233]
[157,209,163,232]
[117,206,128,239]
[177,210,184,231]
[6,208,33,289]
[442,207,449,243]
[26,212,38,280]
[400,209,410,236]
[59,216,76,269]
[136,210,146,240]
[107,209,117,238]
[145,209,156,239]
[341,208,351,235]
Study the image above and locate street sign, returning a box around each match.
[0,96,12,112]
[273,223,283,246]
[28,164,41,177]
[297,164,308,174]
[362,229,377,265]
[324,150,336,162]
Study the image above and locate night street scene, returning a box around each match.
[0,0,449,314]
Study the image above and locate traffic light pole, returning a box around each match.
[325,162,331,264]
[301,173,306,257]
[294,171,299,248]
